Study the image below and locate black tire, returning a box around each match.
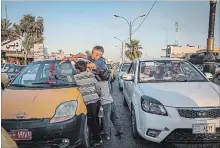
[123,96,127,106]
[131,105,140,139]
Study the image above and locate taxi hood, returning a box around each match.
[2,88,82,119]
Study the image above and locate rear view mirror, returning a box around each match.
[121,74,134,81]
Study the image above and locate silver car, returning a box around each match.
[118,62,132,90]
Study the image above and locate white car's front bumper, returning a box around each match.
[138,106,220,143]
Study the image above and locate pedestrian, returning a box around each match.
[61,46,123,140]
[74,60,103,147]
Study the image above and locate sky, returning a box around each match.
[1,1,220,61]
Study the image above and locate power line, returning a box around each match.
[132,1,157,35]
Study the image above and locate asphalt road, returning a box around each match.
[101,80,220,148]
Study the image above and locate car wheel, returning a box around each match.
[123,95,127,106]
[131,105,140,139]
[79,122,91,148]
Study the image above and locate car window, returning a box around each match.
[128,63,135,74]
[11,61,76,87]
[7,66,15,73]
[5,64,10,68]
[120,63,130,72]
[139,60,207,83]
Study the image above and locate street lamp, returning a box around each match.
[114,37,124,62]
[114,14,146,45]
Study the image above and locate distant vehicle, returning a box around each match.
[214,63,220,80]
[1,63,15,72]
[106,63,115,81]
[6,65,26,81]
[122,57,220,143]
[118,62,132,90]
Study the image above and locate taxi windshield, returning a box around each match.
[11,61,76,88]
[139,60,207,83]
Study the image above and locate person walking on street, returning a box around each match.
[74,60,103,147]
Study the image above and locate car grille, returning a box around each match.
[164,128,220,143]
[177,108,220,119]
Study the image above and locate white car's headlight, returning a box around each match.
[50,100,78,123]
[141,96,168,116]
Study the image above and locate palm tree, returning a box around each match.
[125,40,143,61]
[85,50,91,56]
[1,19,19,39]
[14,14,44,64]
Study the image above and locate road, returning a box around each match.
[101,80,220,148]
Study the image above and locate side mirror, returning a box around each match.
[204,72,213,81]
[121,74,134,81]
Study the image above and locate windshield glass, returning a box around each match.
[121,63,131,72]
[107,64,112,69]
[139,60,207,83]
[11,61,76,87]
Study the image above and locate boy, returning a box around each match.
[61,46,123,140]
[74,60,102,147]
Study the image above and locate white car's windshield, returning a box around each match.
[139,60,207,83]
[11,61,76,88]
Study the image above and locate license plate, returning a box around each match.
[192,123,216,134]
[8,129,32,141]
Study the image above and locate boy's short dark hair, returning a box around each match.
[75,60,87,72]
[93,45,104,53]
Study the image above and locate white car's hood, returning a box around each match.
[138,82,220,107]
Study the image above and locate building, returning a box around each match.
[31,43,45,61]
[161,44,220,58]
[1,37,33,64]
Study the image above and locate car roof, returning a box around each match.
[138,57,184,62]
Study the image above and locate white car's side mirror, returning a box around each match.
[204,72,213,80]
[121,74,134,81]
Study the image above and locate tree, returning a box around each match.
[85,50,91,56]
[1,19,19,39]
[125,40,143,61]
[14,14,44,64]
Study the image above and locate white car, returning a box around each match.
[118,62,132,90]
[122,58,220,143]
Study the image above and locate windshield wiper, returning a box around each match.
[10,84,28,87]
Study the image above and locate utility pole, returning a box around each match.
[203,0,217,75]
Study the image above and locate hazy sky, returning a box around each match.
[1,1,220,61]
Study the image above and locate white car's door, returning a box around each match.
[124,62,136,110]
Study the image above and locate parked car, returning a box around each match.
[214,63,220,80]
[1,63,15,72]
[5,65,26,81]
[1,60,90,148]
[122,58,220,143]
[1,127,18,148]
[118,62,132,90]
[107,63,115,81]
